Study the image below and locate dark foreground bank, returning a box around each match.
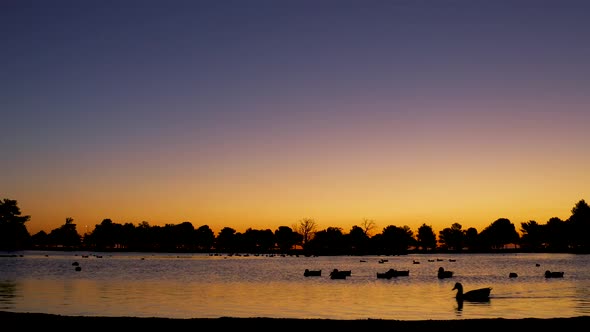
[2,311,590,331]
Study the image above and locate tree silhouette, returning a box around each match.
[274,226,301,252]
[360,218,376,237]
[242,228,275,253]
[348,225,370,255]
[293,218,317,249]
[416,223,437,252]
[438,223,465,252]
[169,222,196,251]
[479,218,520,250]
[86,218,119,250]
[545,217,568,251]
[520,220,544,251]
[0,198,31,250]
[195,225,215,251]
[308,227,346,255]
[4,196,589,255]
[119,222,138,250]
[567,199,590,252]
[463,227,480,251]
[216,227,237,252]
[48,217,81,249]
[378,225,414,255]
[133,221,156,251]
[31,230,49,248]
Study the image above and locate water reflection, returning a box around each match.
[0,251,588,320]
[574,285,590,315]
[0,281,18,309]
[455,298,491,312]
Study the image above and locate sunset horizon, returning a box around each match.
[7,192,586,237]
[3,1,589,237]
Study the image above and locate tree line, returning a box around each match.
[1,198,589,254]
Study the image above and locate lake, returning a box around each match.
[1,251,589,320]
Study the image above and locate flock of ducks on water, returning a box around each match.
[304,259,566,303]
[66,255,563,305]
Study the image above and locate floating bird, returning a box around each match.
[376,268,410,279]
[545,270,564,278]
[329,269,349,279]
[438,267,453,279]
[303,269,321,277]
[452,282,492,302]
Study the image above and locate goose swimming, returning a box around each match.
[452,282,492,302]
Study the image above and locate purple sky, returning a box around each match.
[2,0,589,235]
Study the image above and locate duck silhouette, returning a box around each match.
[452,282,492,302]
[303,269,321,277]
[438,267,453,279]
[329,269,350,279]
[544,270,564,278]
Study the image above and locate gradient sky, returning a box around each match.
[2,0,589,236]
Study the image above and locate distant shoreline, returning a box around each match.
[4,248,589,254]
[2,311,589,331]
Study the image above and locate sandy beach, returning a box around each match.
[2,311,589,331]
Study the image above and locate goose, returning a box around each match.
[452,282,491,302]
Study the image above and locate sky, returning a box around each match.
[2,0,589,237]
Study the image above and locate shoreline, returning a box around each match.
[2,311,589,331]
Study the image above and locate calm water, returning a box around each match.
[1,251,589,320]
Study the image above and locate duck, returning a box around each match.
[438,267,453,279]
[377,268,410,279]
[452,282,492,302]
[329,269,349,279]
[545,270,564,278]
[303,269,321,277]
[393,269,410,277]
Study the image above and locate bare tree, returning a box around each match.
[361,218,376,236]
[293,218,317,246]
